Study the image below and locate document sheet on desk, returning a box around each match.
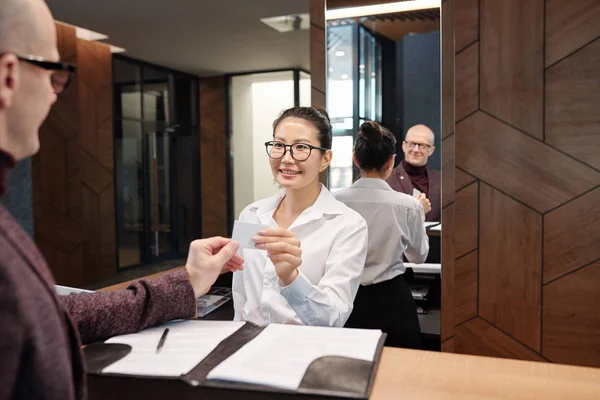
[103,320,245,377]
[207,324,382,390]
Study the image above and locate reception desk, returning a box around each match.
[98,269,600,399]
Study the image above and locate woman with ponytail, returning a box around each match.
[335,121,429,348]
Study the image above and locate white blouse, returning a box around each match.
[232,184,368,327]
[335,178,429,285]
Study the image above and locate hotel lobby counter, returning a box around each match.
[98,269,600,399]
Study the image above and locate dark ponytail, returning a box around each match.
[272,106,332,150]
[354,121,396,171]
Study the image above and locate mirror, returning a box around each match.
[325,1,442,350]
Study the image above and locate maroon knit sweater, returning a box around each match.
[0,150,197,399]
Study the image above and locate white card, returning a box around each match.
[412,188,421,197]
[232,220,270,251]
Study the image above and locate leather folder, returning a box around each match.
[84,322,386,400]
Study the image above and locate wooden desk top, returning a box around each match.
[100,269,600,399]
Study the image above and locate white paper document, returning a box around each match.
[430,224,441,231]
[412,188,421,197]
[232,220,270,251]
[103,320,245,377]
[207,324,382,390]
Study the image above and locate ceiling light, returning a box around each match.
[326,0,440,20]
[110,45,127,54]
[261,13,310,32]
[74,26,108,41]
[341,74,349,79]
[335,51,345,57]
[359,64,365,69]
[329,67,334,72]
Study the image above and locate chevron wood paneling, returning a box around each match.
[480,0,544,139]
[454,182,477,258]
[455,167,476,191]
[447,0,600,368]
[200,77,228,238]
[455,318,546,361]
[33,23,116,287]
[454,0,478,53]
[545,0,600,67]
[455,42,478,122]
[545,38,600,170]
[456,111,600,214]
[479,183,542,352]
[543,261,600,367]
[441,0,455,140]
[455,250,477,325]
[544,187,600,284]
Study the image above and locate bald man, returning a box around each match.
[0,1,243,398]
[386,124,441,222]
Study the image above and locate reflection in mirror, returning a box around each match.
[326,1,442,350]
[42,0,310,288]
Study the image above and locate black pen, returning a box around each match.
[156,328,169,353]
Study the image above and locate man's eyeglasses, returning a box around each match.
[16,55,76,94]
[265,141,328,161]
[404,141,433,151]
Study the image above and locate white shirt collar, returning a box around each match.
[250,184,345,227]
[351,177,393,191]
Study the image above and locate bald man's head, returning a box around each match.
[0,0,56,56]
[0,0,59,161]
[402,124,436,167]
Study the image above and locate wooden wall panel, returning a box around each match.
[310,0,328,186]
[545,0,600,67]
[34,23,116,287]
[480,0,544,139]
[455,42,478,122]
[454,0,478,53]
[77,39,115,284]
[199,77,228,238]
[440,0,455,344]
[454,181,477,258]
[545,39,600,170]
[544,187,600,284]
[455,318,546,362]
[449,0,600,368]
[479,183,542,352]
[543,261,600,367]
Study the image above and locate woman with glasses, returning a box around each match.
[232,106,368,327]
[335,121,429,348]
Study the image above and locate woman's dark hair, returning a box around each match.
[354,121,396,171]
[272,106,332,150]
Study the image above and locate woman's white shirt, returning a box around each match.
[232,184,368,327]
[335,178,429,285]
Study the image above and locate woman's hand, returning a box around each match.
[253,228,302,286]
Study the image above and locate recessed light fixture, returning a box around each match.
[261,13,310,32]
[335,51,346,57]
[371,72,376,77]
[326,0,440,20]
[110,45,127,54]
[359,64,365,70]
[56,21,126,53]
[341,74,349,79]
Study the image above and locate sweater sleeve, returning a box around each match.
[60,269,196,345]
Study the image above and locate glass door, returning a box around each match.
[114,56,201,269]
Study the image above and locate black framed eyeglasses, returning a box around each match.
[265,141,328,161]
[403,141,432,151]
[15,55,76,94]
